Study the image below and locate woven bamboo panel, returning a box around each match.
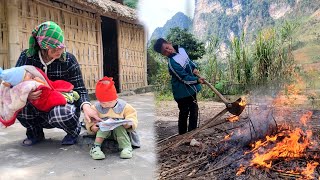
[17,0,101,93]
[62,5,100,93]
[118,20,146,91]
[0,0,9,69]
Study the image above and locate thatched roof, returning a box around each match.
[72,0,138,22]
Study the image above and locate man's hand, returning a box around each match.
[83,104,102,123]
[193,69,205,84]
[193,69,200,76]
[198,77,205,84]
[28,90,42,100]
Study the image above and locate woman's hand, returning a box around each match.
[28,90,42,100]
[90,124,99,133]
[83,104,102,123]
[123,123,131,129]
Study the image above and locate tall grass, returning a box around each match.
[200,36,220,98]
[230,32,253,85]
[254,23,295,86]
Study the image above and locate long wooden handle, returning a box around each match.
[172,108,228,148]
[196,75,229,103]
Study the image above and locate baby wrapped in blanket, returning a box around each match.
[0,65,79,127]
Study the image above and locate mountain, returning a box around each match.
[150,0,320,65]
[150,12,192,40]
[191,0,320,89]
[193,0,320,42]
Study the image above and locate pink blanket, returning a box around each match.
[0,65,73,127]
[0,80,40,127]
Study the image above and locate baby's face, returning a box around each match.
[100,100,118,108]
[24,71,35,81]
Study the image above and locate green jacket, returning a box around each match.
[168,47,201,100]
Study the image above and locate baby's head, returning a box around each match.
[0,66,27,87]
[95,77,118,108]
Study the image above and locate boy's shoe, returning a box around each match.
[120,148,133,159]
[90,146,105,160]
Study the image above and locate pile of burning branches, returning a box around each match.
[235,110,320,179]
[157,99,320,179]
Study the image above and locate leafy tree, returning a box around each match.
[147,50,159,85]
[123,0,138,9]
[147,39,162,85]
[166,27,205,60]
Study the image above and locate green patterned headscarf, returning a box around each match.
[27,21,66,60]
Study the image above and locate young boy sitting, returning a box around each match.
[153,38,205,135]
[86,77,139,160]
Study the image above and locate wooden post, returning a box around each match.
[0,0,9,68]
[96,14,103,82]
[116,19,122,93]
[143,27,148,86]
[7,0,20,67]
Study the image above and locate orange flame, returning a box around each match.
[273,79,307,106]
[302,161,319,179]
[224,132,233,140]
[300,111,313,126]
[239,98,246,106]
[227,115,239,122]
[286,84,301,95]
[250,128,312,168]
[236,165,245,176]
[246,135,278,155]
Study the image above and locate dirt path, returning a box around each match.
[155,101,227,141]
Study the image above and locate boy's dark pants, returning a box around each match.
[175,94,198,135]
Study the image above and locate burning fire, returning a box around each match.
[273,79,308,107]
[302,161,319,179]
[300,111,313,126]
[239,98,246,106]
[250,128,312,168]
[226,115,239,122]
[236,165,245,176]
[237,111,318,178]
[286,84,301,95]
[224,132,233,140]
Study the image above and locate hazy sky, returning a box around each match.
[138,0,195,38]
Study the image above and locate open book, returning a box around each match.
[97,118,133,132]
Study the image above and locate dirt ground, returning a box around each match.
[155,100,320,180]
[155,101,227,141]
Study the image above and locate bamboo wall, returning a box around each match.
[0,0,9,69]
[1,0,147,93]
[118,21,146,91]
[17,0,102,93]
